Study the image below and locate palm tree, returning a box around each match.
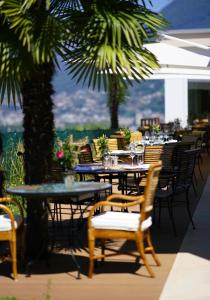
[0,0,166,259]
[108,74,128,129]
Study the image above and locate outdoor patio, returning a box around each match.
[0,150,210,300]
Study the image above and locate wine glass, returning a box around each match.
[103,150,110,169]
[129,150,136,167]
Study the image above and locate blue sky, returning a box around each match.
[149,0,172,11]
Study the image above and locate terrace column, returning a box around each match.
[164,78,188,127]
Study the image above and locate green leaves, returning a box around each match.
[0,0,167,104]
[63,0,166,90]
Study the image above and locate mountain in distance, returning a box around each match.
[161,0,210,29]
[1,0,208,131]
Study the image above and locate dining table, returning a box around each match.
[74,163,150,195]
[6,181,112,279]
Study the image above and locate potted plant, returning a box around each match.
[96,134,108,159]
[121,127,131,146]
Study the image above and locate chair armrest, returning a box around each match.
[106,193,144,202]
[88,195,144,226]
[0,204,17,231]
[0,197,24,220]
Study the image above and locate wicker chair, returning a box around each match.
[0,197,25,280]
[88,162,162,278]
[155,149,199,236]
[130,131,142,143]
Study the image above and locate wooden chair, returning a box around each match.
[130,132,142,143]
[107,138,118,151]
[78,144,94,164]
[0,197,24,280]
[88,162,162,278]
[144,145,163,164]
[141,117,160,128]
[125,145,163,194]
[92,139,101,160]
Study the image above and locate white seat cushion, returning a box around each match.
[91,211,152,232]
[0,214,22,231]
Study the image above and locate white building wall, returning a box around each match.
[164,78,188,127]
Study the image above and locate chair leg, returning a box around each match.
[197,155,204,181]
[101,239,105,263]
[10,238,17,280]
[88,230,95,278]
[167,197,177,236]
[158,198,162,226]
[136,234,155,278]
[186,191,195,229]
[146,231,161,266]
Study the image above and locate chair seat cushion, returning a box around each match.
[91,211,152,231]
[0,214,22,231]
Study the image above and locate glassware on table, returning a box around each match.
[129,142,136,166]
[64,174,75,189]
[112,155,118,167]
[137,153,144,165]
[103,151,111,169]
[129,150,136,167]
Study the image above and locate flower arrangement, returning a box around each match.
[54,136,75,170]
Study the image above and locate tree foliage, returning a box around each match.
[0,0,166,104]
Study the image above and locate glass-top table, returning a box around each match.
[6,181,112,279]
[6,181,112,198]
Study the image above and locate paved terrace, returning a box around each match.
[0,152,210,300]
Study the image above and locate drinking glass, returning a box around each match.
[129,150,136,167]
[137,153,144,165]
[103,151,110,169]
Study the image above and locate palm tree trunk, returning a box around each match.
[21,62,55,259]
[109,75,119,129]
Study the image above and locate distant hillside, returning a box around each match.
[161,0,210,29]
[2,0,210,132]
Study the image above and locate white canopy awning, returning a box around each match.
[144,42,210,80]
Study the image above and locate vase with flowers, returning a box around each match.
[54,136,75,171]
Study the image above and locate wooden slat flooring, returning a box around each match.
[0,152,210,300]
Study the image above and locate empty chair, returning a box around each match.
[141,117,160,128]
[130,131,142,143]
[88,162,162,278]
[155,149,199,236]
[144,145,163,164]
[126,145,163,194]
[92,139,101,160]
[78,144,94,164]
[107,138,118,152]
[181,135,199,148]
[0,197,24,280]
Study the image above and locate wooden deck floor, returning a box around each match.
[0,152,209,300]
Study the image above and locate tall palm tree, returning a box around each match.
[108,74,128,129]
[0,0,166,258]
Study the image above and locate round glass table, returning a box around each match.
[6,181,112,279]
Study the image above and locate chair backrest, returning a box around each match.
[181,135,199,148]
[78,144,94,164]
[143,162,162,216]
[173,149,199,190]
[161,143,177,170]
[144,145,163,164]
[92,139,101,158]
[141,117,160,128]
[107,138,118,151]
[172,142,192,168]
[130,131,142,143]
